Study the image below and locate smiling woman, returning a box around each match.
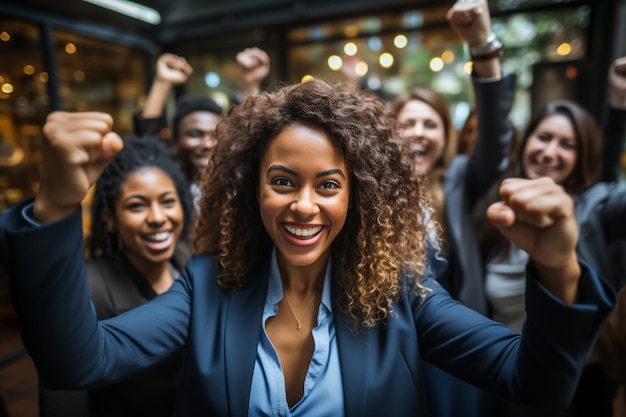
[0,78,616,417]
[39,136,193,417]
[258,123,350,274]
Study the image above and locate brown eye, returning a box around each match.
[320,181,340,190]
[272,177,292,187]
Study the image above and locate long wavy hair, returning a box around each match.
[475,100,603,260]
[193,79,435,328]
[511,100,602,194]
[89,136,193,259]
[389,87,456,230]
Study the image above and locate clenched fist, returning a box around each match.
[34,112,123,224]
[487,177,581,304]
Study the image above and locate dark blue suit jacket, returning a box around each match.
[0,200,615,417]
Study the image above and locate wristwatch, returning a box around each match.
[469,33,503,61]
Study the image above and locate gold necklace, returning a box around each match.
[283,293,317,330]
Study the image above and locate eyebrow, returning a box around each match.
[266,165,346,179]
[122,190,177,203]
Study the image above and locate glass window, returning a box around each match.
[54,29,146,135]
[0,18,48,212]
[286,4,590,130]
[183,53,244,111]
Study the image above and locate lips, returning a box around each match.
[284,224,323,238]
[142,231,174,251]
[528,159,560,176]
[281,223,324,247]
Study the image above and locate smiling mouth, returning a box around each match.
[531,161,559,172]
[144,231,171,242]
[409,142,428,158]
[283,224,323,238]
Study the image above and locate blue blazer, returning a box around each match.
[0,200,615,417]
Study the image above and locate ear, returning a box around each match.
[172,140,180,157]
[105,210,116,233]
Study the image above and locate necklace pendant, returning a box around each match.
[296,322,302,330]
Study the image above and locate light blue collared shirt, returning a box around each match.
[20,207,346,415]
[248,248,344,417]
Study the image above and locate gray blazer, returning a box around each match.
[443,72,517,314]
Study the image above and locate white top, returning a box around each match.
[485,244,528,333]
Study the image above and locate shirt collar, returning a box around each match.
[267,246,333,313]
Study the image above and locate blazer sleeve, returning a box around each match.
[415,261,614,413]
[595,286,626,385]
[0,199,189,389]
[598,186,626,244]
[601,107,626,182]
[464,72,517,205]
[133,109,168,138]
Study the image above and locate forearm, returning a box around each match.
[514,261,614,410]
[532,253,580,305]
[142,79,174,118]
[1,201,103,387]
[471,56,501,80]
[240,84,261,100]
[465,71,516,201]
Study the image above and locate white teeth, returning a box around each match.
[145,232,170,242]
[284,224,322,237]
[410,143,426,156]
[534,162,556,170]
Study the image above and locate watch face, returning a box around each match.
[470,34,503,60]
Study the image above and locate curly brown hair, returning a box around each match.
[192,79,434,328]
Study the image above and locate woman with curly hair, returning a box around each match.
[0,79,615,417]
[38,137,193,417]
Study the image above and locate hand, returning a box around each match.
[34,112,123,223]
[236,47,270,97]
[487,177,580,302]
[609,56,626,110]
[155,53,193,86]
[446,0,492,47]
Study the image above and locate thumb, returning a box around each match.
[100,132,124,162]
[86,132,124,190]
[486,201,515,228]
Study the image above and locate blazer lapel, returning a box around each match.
[332,283,372,417]
[224,259,270,417]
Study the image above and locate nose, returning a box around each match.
[409,121,425,138]
[200,132,217,149]
[289,189,320,219]
[147,203,167,225]
[540,139,559,159]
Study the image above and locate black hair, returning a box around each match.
[89,135,193,258]
[172,95,223,140]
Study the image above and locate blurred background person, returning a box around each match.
[472,55,626,417]
[457,108,477,156]
[390,1,516,416]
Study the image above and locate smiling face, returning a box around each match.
[178,111,222,175]
[395,99,446,174]
[258,123,350,274]
[522,113,578,185]
[108,167,184,272]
